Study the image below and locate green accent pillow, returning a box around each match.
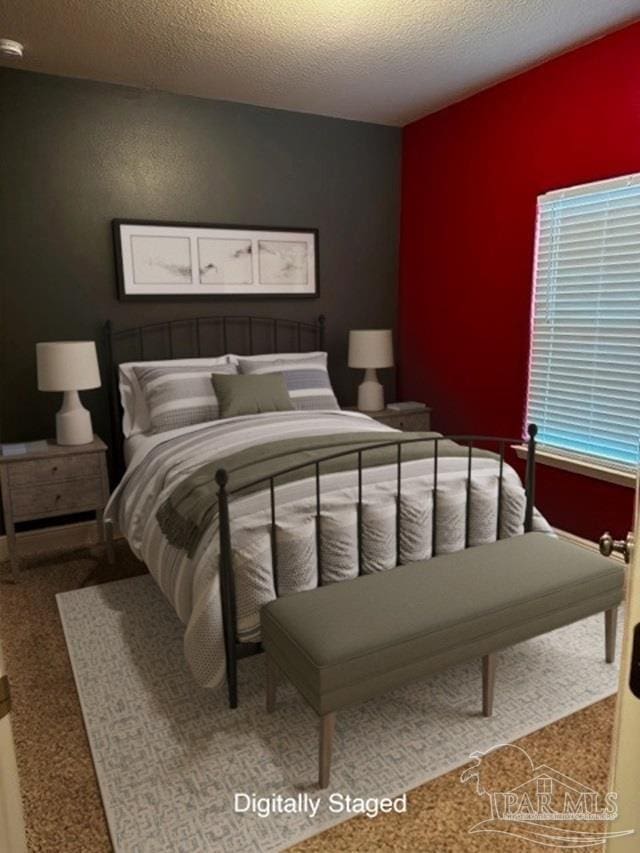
[211,371,295,418]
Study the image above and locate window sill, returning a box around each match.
[512,445,636,489]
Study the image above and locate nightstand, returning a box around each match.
[346,406,432,431]
[0,436,111,582]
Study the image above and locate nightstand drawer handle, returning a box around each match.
[52,465,58,474]
[55,494,61,502]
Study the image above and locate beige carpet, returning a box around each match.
[0,544,617,852]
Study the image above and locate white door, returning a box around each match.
[0,640,27,853]
[605,475,640,850]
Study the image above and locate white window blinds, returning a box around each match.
[527,173,640,468]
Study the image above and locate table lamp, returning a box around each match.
[348,329,394,412]
[36,341,101,445]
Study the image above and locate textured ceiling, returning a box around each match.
[1,0,639,125]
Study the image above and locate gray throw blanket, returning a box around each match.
[156,430,497,557]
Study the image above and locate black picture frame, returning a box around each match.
[113,219,320,301]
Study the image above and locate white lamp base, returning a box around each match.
[357,368,385,412]
[56,391,94,445]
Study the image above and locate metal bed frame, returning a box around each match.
[104,313,326,479]
[104,313,538,710]
[215,425,538,708]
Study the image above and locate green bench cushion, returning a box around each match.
[261,533,624,715]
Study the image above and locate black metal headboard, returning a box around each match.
[103,314,326,480]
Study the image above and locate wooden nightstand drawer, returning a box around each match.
[7,453,100,487]
[0,436,111,582]
[11,478,104,522]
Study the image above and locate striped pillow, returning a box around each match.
[133,363,237,433]
[238,355,339,411]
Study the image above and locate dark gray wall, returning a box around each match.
[0,69,401,451]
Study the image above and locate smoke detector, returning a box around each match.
[0,39,24,58]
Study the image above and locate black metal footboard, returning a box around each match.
[216,424,538,708]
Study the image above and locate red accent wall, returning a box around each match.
[399,22,640,541]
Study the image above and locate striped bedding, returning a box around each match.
[132,362,237,432]
[106,410,551,689]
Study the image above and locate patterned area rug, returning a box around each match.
[57,576,620,853]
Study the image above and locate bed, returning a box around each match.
[104,314,550,706]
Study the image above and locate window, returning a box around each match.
[527,174,640,469]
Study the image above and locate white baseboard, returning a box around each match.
[555,528,598,550]
[555,528,626,563]
[0,519,121,562]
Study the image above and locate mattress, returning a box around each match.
[106,410,551,689]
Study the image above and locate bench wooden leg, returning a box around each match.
[605,608,617,664]
[319,712,335,789]
[482,653,496,717]
[266,654,278,713]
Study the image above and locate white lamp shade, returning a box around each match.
[348,329,394,369]
[37,341,101,392]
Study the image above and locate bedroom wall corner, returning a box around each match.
[398,20,640,541]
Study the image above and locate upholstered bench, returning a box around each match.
[260,532,624,788]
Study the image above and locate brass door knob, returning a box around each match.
[599,531,634,564]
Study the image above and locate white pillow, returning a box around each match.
[227,351,327,366]
[119,356,231,437]
[133,362,237,433]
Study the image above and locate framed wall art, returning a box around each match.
[113,220,319,300]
